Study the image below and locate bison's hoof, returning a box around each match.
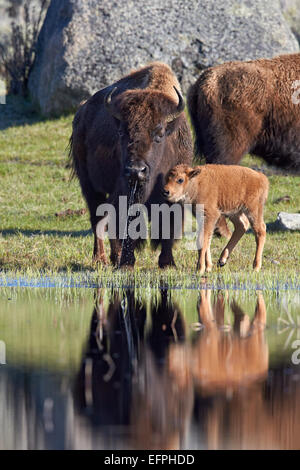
[119,264,135,271]
[110,254,121,267]
[93,256,109,266]
[158,257,176,269]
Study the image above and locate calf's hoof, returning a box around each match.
[198,269,206,276]
[196,263,206,275]
[217,259,226,267]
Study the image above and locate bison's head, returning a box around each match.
[104,86,185,192]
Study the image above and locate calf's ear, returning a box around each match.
[188,168,201,179]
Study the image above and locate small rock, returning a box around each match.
[55,208,87,217]
[274,195,291,203]
[275,212,300,230]
[271,260,280,265]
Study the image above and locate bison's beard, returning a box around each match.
[127,178,147,205]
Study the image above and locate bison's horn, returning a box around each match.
[166,86,185,123]
[104,87,122,120]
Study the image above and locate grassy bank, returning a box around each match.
[0,96,299,288]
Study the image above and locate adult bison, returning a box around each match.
[188,53,300,172]
[69,62,193,268]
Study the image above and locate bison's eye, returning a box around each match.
[152,127,165,143]
[177,178,184,184]
[153,134,164,143]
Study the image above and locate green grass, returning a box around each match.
[0,96,299,288]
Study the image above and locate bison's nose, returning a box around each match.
[125,162,149,181]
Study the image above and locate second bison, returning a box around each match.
[188,53,300,172]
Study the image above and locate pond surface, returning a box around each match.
[0,286,299,450]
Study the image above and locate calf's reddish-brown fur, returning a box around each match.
[164,164,269,273]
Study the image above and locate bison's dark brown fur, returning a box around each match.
[188,53,300,172]
[69,62,193,268]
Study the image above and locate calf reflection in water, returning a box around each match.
[190,291,300,450]
[193,290,268,392]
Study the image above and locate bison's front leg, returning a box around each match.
[119,236,136,268]
[88,194,109,265]
[117,203,136,269]
[157,206,178,269]
[109,238,122,267]
[93,230,108,265]
[158,239,176,269]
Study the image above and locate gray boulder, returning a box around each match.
[29,0,299,116]
[281,0,300,43]
[275,212,300,230]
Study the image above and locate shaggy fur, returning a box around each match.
[188,53,300,172]
[164,164,269,273]
[69,62,193,268]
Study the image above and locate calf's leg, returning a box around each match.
[197,212,219,274]
[248,211,266,272]
[205,236,213,272]
[214,215,231,239]
[218,213,249,267]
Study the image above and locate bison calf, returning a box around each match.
[164,164,269,273]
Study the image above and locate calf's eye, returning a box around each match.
[177,178,184,184]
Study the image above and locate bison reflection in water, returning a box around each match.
[74,288,193,450]
[69,62,193,268]
[73,289,300,450]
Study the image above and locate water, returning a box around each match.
[0,286,299,450]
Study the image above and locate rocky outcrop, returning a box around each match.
[281,0,300,43]
[29,0,299,116]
